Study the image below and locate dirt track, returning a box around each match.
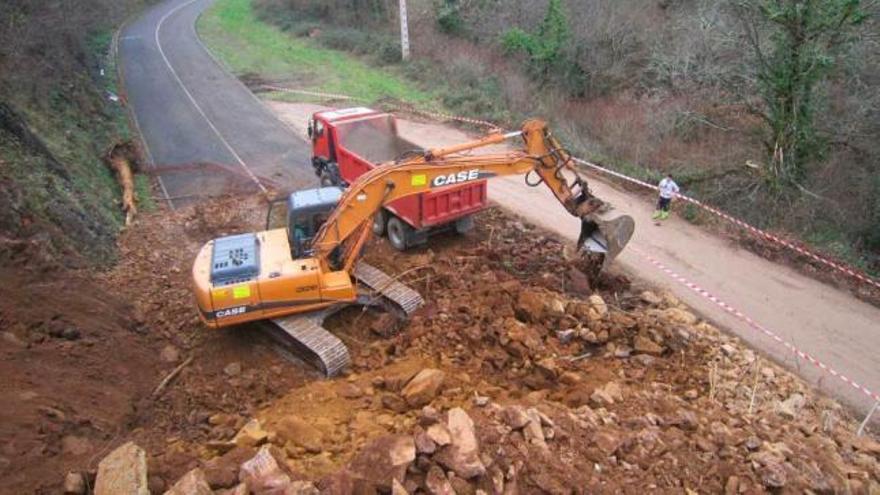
[269,101,880,421]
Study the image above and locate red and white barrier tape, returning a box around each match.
[573,158,880,292]
[630,245,880,402]
[261,83,879,291]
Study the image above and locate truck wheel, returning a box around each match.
[386,216,410,251]
[372,210,387,237]
[454,215,474,234]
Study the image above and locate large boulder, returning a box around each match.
[434,408,485,479]
[94,442,150,495]
[347,435,416,491]
[516,290,546,322]
[401,369,446,407]
[163,468,213,495]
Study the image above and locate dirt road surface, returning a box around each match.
[270,102,880,421]
[119,0,879,421]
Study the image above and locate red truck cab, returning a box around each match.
[308,107,487,250]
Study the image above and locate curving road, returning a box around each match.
[119,0,315,206]
[120,0,880,422]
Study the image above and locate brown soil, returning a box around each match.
[2,194,878,494]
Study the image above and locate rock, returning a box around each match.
[426,423,452,446]
[414,431,437,454]
[640,291,662,305]
[684,389,698,400]
[759,462,787,488]
[663,307,696,325]
[392,478,410,495]
[473,394,490,407]
[370,313,402,337]
[425,465,455,495]
[633,335,664,355]
[164,468,213,495]
[777,393,806,419]
[720,344,737,357]
[401,369,446,407]
[202,446,256,489]
[233,419,269,448]
[591,382,623,406]
[1,331,27,348]
[62,435,93,456]
[633,354,656,367]
[523,409,547,449]
[613,345,632,358]
[275,415,323,453]
[61,327,81,340]
[382,393,410,413]
[555,329,576,344]
[434,408,486,479]
[560,371,582,385]
[449,474,475,495]
[224,362,242,377]
[94,442,149,495]
[744,436,761,451]
[217,484,248,495]
[338,383,363,399]
[287,481,320,494]
[347,435,416,490]
[724,476,738,495]
[63,472,86,494]
[501,405,530,429]
[547,296,566,317]
[420,406,442,426]
[239,445,292,493]
[588,295,607,319]
[160,345,180,363]
[594,431,622,455]
[535,358,559,379]
[516,290,546,322]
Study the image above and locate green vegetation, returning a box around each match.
[736,0,867,187]
[198,0,430,103]
[501,0,580,90]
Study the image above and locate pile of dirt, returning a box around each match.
[148,208,879,493]
[5,192,879,493]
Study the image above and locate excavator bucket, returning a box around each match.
[577,213,636,269]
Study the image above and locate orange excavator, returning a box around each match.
[192,120,634,376]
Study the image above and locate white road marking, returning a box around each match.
[154,0,268,194]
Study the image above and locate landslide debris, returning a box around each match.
[132,207,879,493]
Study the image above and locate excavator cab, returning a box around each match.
[285,187,344,259]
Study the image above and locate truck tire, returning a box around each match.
[455,215,474,234]
[372,209,387,237]
[386,216,411,251]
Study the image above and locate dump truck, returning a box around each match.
[193,119,635,376]
[308,107,486,250]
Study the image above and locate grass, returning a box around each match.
[198,0,432,104]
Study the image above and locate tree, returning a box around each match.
[736,0,867,187]
[501,0,571,78]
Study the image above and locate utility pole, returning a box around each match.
[399,0,410,61]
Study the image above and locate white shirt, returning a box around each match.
[659,177,680,199]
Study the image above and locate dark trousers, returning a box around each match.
[657,196,671,211]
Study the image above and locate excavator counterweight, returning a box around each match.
[192,119,635,375]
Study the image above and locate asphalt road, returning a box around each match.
[119,0,315,206]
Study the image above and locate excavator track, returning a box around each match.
[354,261,424,315]
[265,263,422,378]
[266,311,350,378]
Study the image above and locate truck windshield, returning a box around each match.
[336,116,418,164]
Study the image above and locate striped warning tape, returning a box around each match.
[259,83,879,292]
[574,158,880,292]
[630,245,880,402]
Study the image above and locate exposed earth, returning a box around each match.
[2,195,880,494]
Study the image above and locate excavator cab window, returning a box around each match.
[286,187,344,259]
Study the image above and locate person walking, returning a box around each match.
[652,173,679,221]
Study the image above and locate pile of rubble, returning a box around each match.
[68,207,880,493]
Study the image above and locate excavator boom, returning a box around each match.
[191,118,634,376]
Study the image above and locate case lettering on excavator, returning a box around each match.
[216,306,247,318]
[432,169,480,188]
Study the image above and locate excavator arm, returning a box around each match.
[313,119,634,270]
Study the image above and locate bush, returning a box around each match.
[435,1,464,35]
